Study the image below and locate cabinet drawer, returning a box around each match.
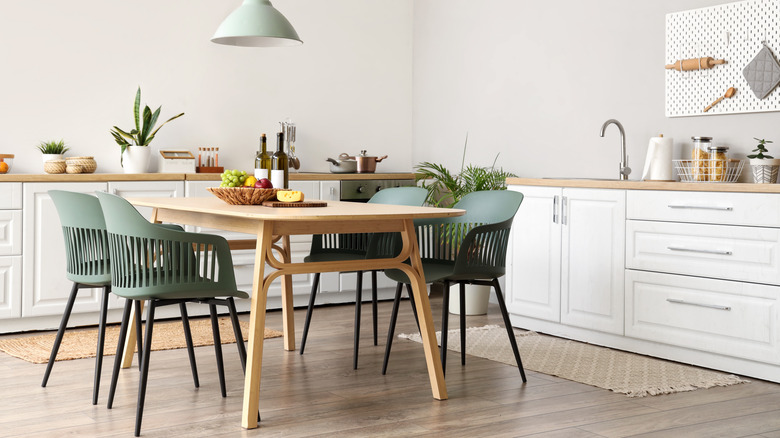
[627,220,780,285]
[0,211,22,256]
[626,270,780,364]
[0,183,22,209]
[627,190,780,227]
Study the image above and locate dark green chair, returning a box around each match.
[300,187,427,369]
[381,190,526,381]
[43,190,114,405]
[96,192,249,437]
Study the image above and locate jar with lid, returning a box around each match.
[692,136,713,181]
[707,145,729,182]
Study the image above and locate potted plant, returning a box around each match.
[748,138,779,184]
[110,87,184,174]
[415,135,517,315]
[36,139,69,165]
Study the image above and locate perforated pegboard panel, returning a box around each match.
[666,0,780,117]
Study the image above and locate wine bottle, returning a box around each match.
[270,131,288,189]
[254,134,271,180]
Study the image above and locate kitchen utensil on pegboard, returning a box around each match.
[704,87,736,112]
[665,57,727,71]
[743,42,780,99]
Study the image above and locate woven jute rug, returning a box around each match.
[0,317,282,364]
[400,325,747,397]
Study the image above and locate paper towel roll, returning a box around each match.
[641,136,674,181]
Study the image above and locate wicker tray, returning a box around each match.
[207,187,279,205]
[673,159,744,183]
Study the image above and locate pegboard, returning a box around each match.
[665,0,780,117]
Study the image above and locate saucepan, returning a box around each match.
[342,151,388,173]
[326,155,357,173]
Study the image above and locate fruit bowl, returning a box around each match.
[207,187,280,205]
[0,154,13,174]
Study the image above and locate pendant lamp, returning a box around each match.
[212,0,302,47]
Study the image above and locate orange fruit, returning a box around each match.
[0,161,8,173]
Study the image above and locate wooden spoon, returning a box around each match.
[704,87,736,112]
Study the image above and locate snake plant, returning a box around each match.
[110,87,184,166]
[36,139,69,155]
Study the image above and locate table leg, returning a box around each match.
[242,221,273,429]
[121,208,161,369]
[402,219,448,400]
[280,235,295,351]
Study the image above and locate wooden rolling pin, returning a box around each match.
[665,57,727,71]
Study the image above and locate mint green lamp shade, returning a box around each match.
[212,0,302,47]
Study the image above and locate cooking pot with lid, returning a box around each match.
[342,150,388,173]
[326,155,357,173]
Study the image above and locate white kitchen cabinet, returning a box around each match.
[22,182,108,318]
[108,180,185,221]
[507,186,625,335]
[0,256,21,319]
[0,182,22,319]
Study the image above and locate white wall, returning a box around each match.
[0,0,413,174]
[413,0,780,180]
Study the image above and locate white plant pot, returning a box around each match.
[122,146,152,174]
[41,153,64,164]
[750,158,780,184]
[448,283,491,315]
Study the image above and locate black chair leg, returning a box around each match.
[108,300,133,409]
[209,304,227,397]
[381,282,404,375]
[440,280,449,376]
[460,282,466,366]
[300,272,320,355]
[134,300,143,369]
[492,278,527,382]
[406,283,420,333]
[353,271,363,370]
[92,285,110,405]
[227,297,247,372]
[179,303,200,388]
[371,270,378,346]
[135,300,157,437]
[42,282,79,388]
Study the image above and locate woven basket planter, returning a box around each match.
[207,187,279,205]
[66,156,97,173]
[43,160,66,174]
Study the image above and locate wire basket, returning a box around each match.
[673,159,744,183]
[207,187,279,205]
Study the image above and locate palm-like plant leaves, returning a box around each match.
[110,87,185,166]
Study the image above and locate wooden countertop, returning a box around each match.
[0,172,416,183]
[507,177,780,194]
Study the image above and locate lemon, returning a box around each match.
[244,176,257,187]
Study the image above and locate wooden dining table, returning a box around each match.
[123,196,463,429]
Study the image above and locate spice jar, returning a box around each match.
[692,137,713,181]
[707,145,729,182]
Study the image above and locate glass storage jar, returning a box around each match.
[707,145,729,182]
[692,136,713,181]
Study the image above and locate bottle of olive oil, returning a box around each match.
[270,131,288,188]
[254,134,271,180]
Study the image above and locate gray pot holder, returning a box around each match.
[743,44,780,99]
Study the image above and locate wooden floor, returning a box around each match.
[2,292,780,437]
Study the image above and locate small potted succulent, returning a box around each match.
[36,139,69,164]
[110,87,184,174]
[748,138,780,183]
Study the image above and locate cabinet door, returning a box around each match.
[506,186,562,322]
[0,256,21,319]
[560,188,626,334]
[0,210,22,256]
[22,182,108,317]
[108,181,185,221]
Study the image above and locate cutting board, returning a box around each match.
[261,200,328,208]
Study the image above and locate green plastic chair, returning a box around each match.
[381,190,526,381]
[96,192,249,437]
[43,190,114,406]
[300,187,428,369]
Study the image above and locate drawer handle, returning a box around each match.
[667,246,732,256]
[667,298,731,311]
[667,204,733,211]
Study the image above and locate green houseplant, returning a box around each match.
[748,138,779,184]
[414,135,517,315]
[36,139,70,167]
[110,87,184,172]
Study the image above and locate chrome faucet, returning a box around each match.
[599,119,631,180]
